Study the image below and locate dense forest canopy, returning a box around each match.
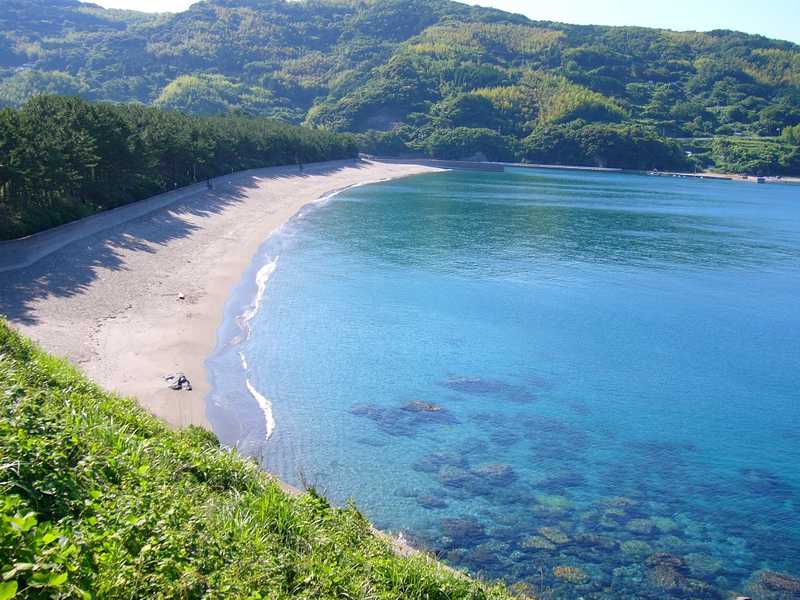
[0,0,799,172]
[0,95,357,239]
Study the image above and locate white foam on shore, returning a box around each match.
[232,259,277,440]
[234,256,278,343]
[239,350,273,440]
[227,179,393,444]
[245,377,276,440]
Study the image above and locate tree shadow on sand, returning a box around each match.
[0,162,365,325]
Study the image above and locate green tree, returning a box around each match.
[426,127,517,161]
[0,96,358,239]
[781,124,800,145]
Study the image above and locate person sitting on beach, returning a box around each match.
[165,372,192,391]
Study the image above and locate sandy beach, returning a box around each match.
[0,159,443,429]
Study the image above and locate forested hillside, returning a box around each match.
[0,95,356,239]
[1,0,800,172]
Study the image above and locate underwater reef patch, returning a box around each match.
[350,401,459,436]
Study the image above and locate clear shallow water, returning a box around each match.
[207,168,800,599]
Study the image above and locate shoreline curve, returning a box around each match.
[0,159,446,429]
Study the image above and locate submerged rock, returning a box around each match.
[350,403,378,417]
[488,526,521,543]
[553,565,589,585]
[644,553,721,599]
[611,563,645,589]
[626,518,656,536]
[467,541,509,566]
[537,526,570,545]
[599,507,628,530]
[458,437,489,456]
[464,545,495,567]
[531,494,574,520]
[520,536,556,551]
[394,486,419,498]
[416,494,448,510]
[439,517,486,547]
[653,535,688,553]
[646,553,684,568]
[522,415,574,435]
[535,494,575,510]
[531,504,568,519]
[434,462,514,497]
[439,376,536,404]
[437,465,474,489]
[646,563,686,590]
[412,451,467,473]
[402,400,444,413]
[492,512,527,528]
[599,496,639,510]
[461,479,494,497]
[652,569,720,598]
[439,376,510,395]
[350,401,458,436]
[745,570,800,600]
[651,515,680,533]
[620,540,653,558]
[573,533,618,550]
[444,548,467,563]
[740,468,796,501]
[684,553,722,579]
[496,487,533,506]
[471,463,517,485]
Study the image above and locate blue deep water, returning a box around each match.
[206,168,800,599]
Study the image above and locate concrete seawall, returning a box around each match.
[0,159,360,273]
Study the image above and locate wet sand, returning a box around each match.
[0,159,443,429]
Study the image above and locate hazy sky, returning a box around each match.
[88,0,800,44]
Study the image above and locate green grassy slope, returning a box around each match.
[0,320,519,599]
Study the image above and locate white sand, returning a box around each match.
[0,159,443,428]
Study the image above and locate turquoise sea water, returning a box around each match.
[207,168,800,598]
